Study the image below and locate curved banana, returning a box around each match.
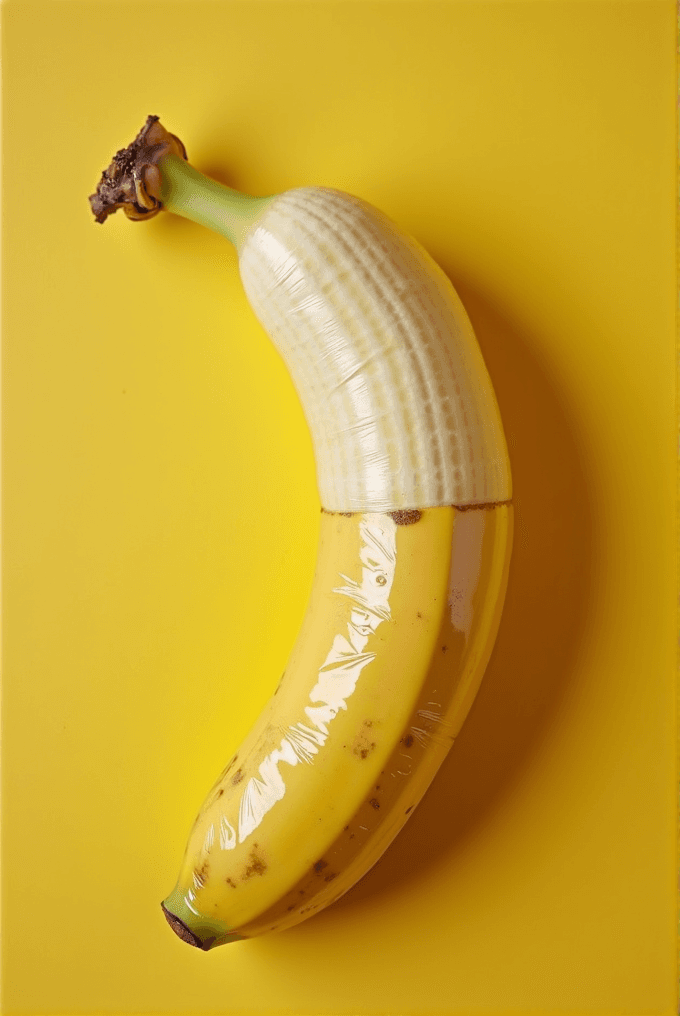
[90,115,513,949]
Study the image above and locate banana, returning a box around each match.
[90,115,513,949]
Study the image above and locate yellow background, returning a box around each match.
[1,1,676,1013]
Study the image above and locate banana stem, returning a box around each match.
[89,115,274,250]
[156,153,274,251]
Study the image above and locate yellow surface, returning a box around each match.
[1,1,676,1013]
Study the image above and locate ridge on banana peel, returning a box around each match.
[90,115,513,950]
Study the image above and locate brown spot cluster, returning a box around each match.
[231,768,243,785]
[193,860,210,886]
[353,729,377,760]
[389,509,423,525]
[243,845,267,880]
[312,858,338,883]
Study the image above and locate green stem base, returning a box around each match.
[157,153,275,251]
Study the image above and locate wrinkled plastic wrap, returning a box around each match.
[239,187,511,513]
[163,502,512,944]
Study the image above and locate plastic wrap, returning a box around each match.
[239,187,511,513]
[162,503,512,945]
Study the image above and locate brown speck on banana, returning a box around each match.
[409,727,432,748]
[353,719,378,760]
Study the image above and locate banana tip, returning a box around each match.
[161,901,210,950]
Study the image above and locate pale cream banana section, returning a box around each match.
[239,187,511,512]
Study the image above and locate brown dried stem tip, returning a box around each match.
[161,902,209,950]
[89,114,188,224]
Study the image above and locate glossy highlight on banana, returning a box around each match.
[90,115,513,949]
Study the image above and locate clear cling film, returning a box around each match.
[207,513,397,853]
[162,504,512,946]
[89,116,514,949]
[239,188,511,513]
